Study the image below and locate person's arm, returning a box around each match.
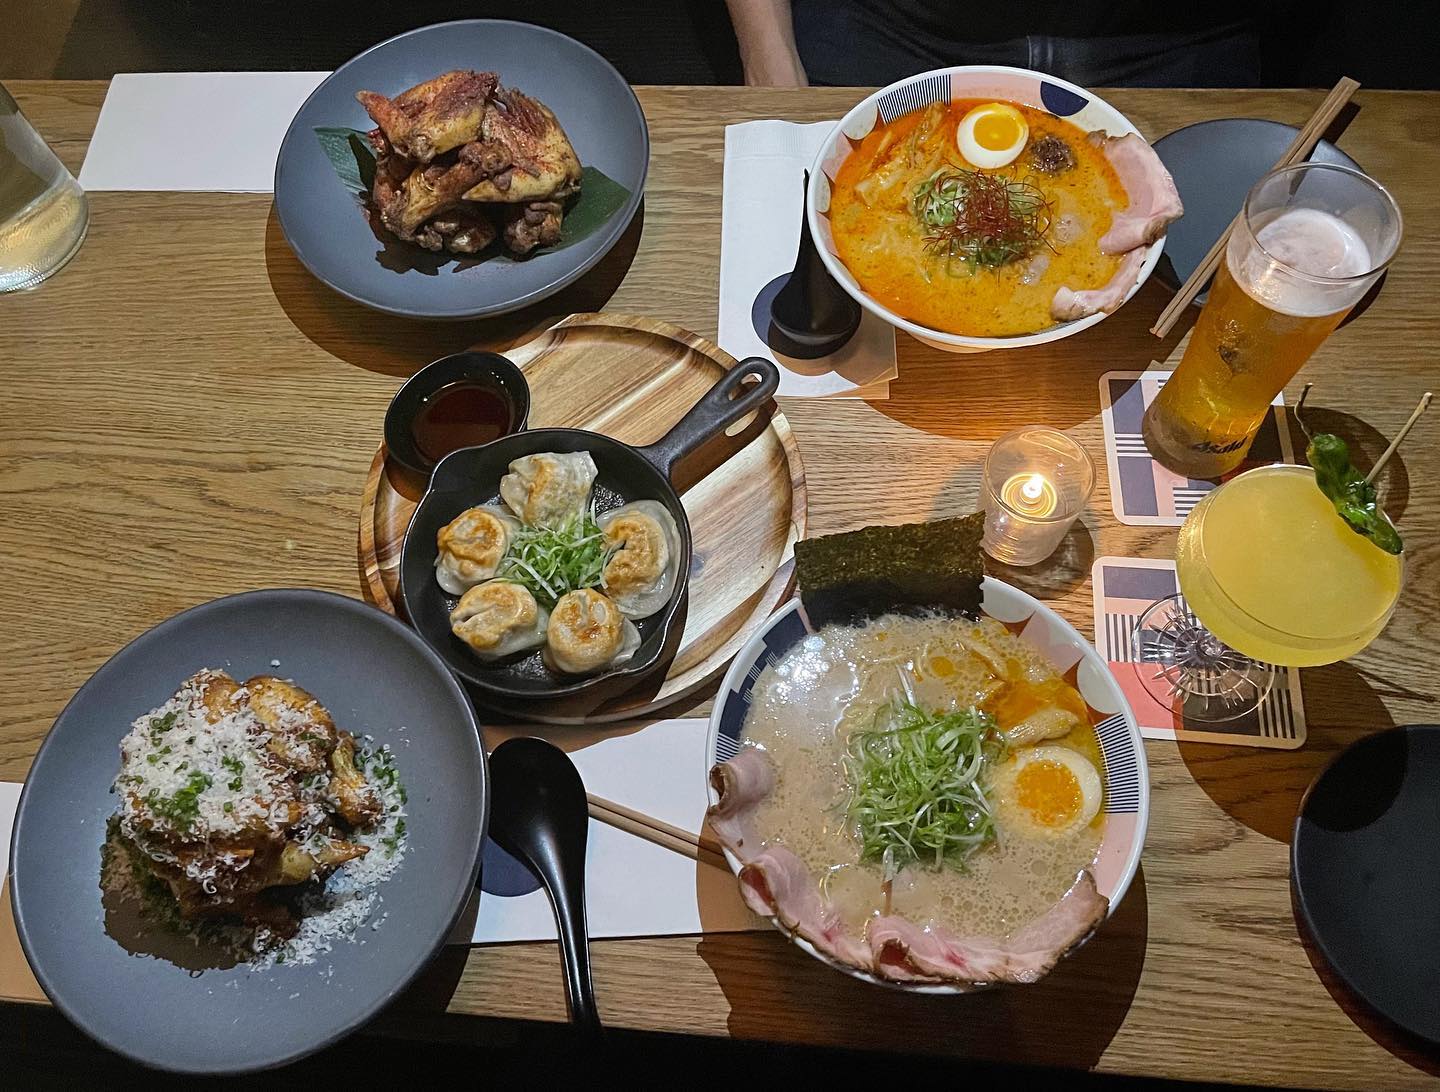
[725,0,809,86]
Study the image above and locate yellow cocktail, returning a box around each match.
[1176,464,1402,666]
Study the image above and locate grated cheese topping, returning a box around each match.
[107,670,410,969]
[116,671,285,855]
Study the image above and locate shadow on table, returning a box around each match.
[1282,404,1413,523]
[978,517,1098,601]
[1291,880,1440,1079]
[867,277,1196,441]
[696,865,1148,1069]
[262,200,644,377]
[1177,661,1399,844]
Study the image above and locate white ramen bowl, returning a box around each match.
[706,580,1149,993]
[807,66,1168,354]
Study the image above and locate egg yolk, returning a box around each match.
[972,110,1024,152]
[1014,759,1083,828]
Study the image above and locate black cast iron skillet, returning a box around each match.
[399,356,780,702]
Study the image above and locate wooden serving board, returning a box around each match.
[357,312,807,722]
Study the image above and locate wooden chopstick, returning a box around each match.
[586,792,731,870]
[1150,77,1361,339]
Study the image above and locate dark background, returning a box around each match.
[1,0,1437,87]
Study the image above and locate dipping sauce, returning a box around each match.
[412,380,515,463]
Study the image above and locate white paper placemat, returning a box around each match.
[79,72,327,192]
[460,718,756,944]
[719,120,897,399]
[0,782,20,880]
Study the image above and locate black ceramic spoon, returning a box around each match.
[486,737,600,1031]
[769,170,861,358]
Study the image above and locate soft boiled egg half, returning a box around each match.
[955,102,1029,170]
[990,745,1103,838]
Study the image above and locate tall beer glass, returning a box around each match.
[1,82,88,292]
[1143,163,1401,478]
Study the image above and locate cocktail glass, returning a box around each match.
[1133,463,1402,721]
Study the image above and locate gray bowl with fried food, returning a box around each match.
[273,19,648,320]
[9,590,486,1073]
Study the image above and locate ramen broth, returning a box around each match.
[829,99,1128,337]
[741,613,1104,939]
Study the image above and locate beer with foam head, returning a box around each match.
[1143,164,1402,478]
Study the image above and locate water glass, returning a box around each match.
[1,81,88,292]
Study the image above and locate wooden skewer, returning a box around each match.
[586,792,730,870]
[1365,391,1433,484]
[1151,76,1361,339]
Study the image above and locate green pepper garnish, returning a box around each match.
[1305,433,1403,555]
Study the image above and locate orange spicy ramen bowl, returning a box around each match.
[808,66,1171,354]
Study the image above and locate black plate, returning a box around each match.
[399,359,779,704]
[402,427,692,699]
[1292,724,1440,1045]
[273,19,649,320]
[1152,118,1361,300]
[8,590,487,1073]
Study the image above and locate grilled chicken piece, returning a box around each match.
[499,200,564,255]
[378,143,503,238]
[196,669,246,724]
[462,87,582,204]
[328,731,382,827]
[245,676,337,776]
[356,70,497,163]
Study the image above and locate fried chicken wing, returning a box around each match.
[356,69,497,163]
[244,676,337,776]
[378,144,501,238]
[359,75,583,258]
[196,669,246,723]
[462,88,582,204]
[329,731,382,827]
[499,200,565,255]
[415,206,499,254]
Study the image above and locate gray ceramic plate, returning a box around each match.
[8,590,486,1074]
[1152,118,1361,300]
[273,19,649,319]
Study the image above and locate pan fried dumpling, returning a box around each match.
[436,505,519,596]
[500,451,597,527]
[543,588,641,675]
[598,500,682,619]
[450,581,549,660]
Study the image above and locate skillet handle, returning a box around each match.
[636,357,779,480]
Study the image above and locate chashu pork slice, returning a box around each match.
[1089,131,1185,255]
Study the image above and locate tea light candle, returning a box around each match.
[1000,472,1059,518]
[981,428,1095,566]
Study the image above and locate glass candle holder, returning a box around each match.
[980,427,1095,566]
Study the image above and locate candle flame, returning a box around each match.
[1021,473,1046,501]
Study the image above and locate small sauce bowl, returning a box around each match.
[384,351,531,479]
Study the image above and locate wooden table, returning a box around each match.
[3,81,1439,1088]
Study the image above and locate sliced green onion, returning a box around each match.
[843,701,1005,880]
[496,508,609,608]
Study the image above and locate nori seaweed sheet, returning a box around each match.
[793,513,985,628]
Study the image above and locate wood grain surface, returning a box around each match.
[359,311,806,721]
[3,82,1440,1088]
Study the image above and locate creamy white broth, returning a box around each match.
[741,612,1103,939]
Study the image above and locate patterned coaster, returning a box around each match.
[1099,371,1295,526]
[1091,556,1307,749]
